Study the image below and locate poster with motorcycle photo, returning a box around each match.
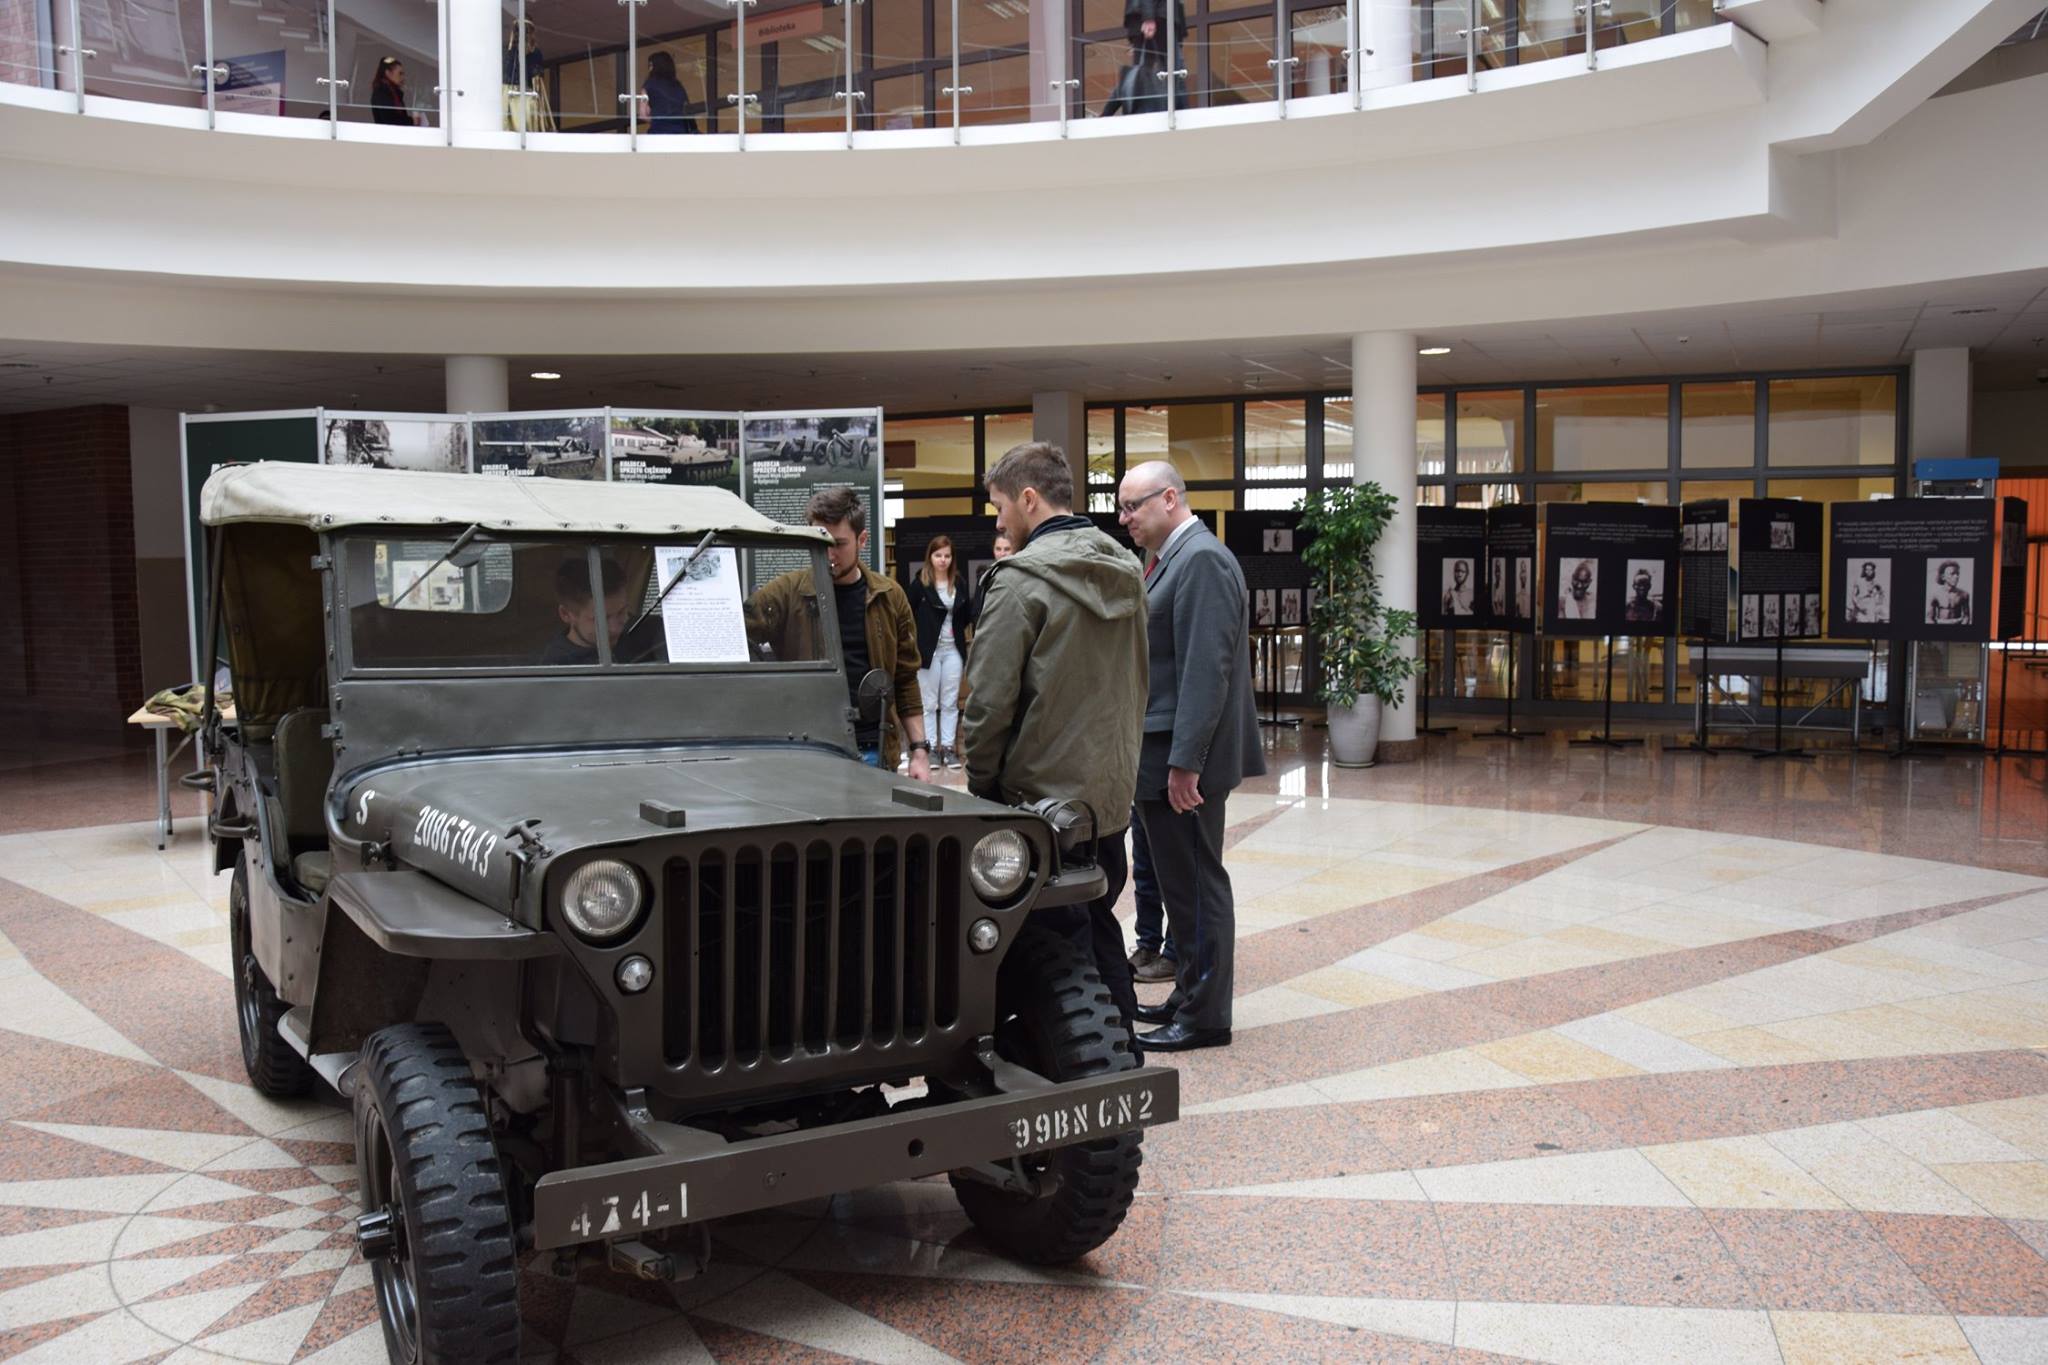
[608,413,740,491]
[319,412,470,473]
[741,410,884,590]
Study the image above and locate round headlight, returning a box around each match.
[969,830,1031,902]
[560,859,644,941]
[968,918,1001,954]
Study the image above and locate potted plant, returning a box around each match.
[1296,483,1423,767]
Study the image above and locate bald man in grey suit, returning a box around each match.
[1116,461,1264,1052]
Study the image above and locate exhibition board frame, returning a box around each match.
[180,404,885,679]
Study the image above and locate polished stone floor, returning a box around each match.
[0,724,2044,1363]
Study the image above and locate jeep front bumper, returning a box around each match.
[531,1063,1178,1249]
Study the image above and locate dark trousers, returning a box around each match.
[1038,829,1139,1046]
[1136,794,1234,1031]
[1129,810,1174,959]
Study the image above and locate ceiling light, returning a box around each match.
[530,371,562,380]
[1950,307,1998,316]
[1418,346,1451,356]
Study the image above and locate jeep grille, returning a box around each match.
[661,836,963,1072]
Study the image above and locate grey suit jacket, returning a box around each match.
[1135,520,1266,799]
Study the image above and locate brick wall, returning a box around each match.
[0,405,145,744]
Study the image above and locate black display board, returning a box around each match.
[1484,505,1537,631]
[1417,508,1487,629]
[1737,498,1824,641]
[1826,498,1995,643]
[1998,498,2030,642]
[1542,503,1680,639]
[1227,510,1314,628]
[1679,499,1731,642]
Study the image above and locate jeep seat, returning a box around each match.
[274,708,335,897]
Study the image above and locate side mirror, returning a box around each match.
[856,669,890,727]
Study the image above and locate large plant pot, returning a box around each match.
[1327,695,1382,768]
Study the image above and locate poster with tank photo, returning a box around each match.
[1482,504,1538,631]
[473,413,607,480]
[608,413,739,491]
[742,410,885,589]
[1740,595,1759,639]
[1542,501,1679,638]
[320,414,469,473]
[1415,507,1487,630]
[1280,589,1303,626]
[1254,589,1278,628]
[1826,499,1994,642]
[1737,498,1822,641]
[1998,498,2030,640]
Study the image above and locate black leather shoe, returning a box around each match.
[1137,1022,1231,1052]
[1130,1002,1175,1026]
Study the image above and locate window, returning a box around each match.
[1680,382,1755,469]
[983,412,1033,468]
[1454,390,1522,475]
[1127,403,1233,482]
[886,416,974,492]
[1087,407,1116,512]
[1324,397,1353,482]
[1767,376,1898,467]
[1245,400,1308,481]
[1535,384,1668,473]
[1418,394,1447,479]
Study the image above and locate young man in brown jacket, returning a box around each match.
[960,441,1148,1041]
[749,487,931,780]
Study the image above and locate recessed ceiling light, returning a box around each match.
[1418,346,1451,356]
[530,371,562,380]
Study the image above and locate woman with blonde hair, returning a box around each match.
[905,535,974,769]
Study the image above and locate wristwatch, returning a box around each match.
[908,740,931,754]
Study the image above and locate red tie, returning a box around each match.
[1145,557,1159,581]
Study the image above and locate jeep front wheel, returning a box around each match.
[353,1022,521,1365]
[950,923,1142,1264]
[229,852,313,1097]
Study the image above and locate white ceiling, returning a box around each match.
[3,281,2045,418]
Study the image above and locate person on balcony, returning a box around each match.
[1103,0,1186,115]
[370,58,420,127]
[641,51,700,135]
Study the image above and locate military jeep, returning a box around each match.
[193,462,1176,1365]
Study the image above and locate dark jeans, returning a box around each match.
[1130,808,1175,960]
[1037,829,1139,1048]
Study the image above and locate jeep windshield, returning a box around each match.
[341,532,834,672]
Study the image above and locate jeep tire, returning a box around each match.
[230,851,314,1097]
[951,923,1142,1264]
[354,1022,521,1365]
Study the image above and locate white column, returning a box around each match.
[1357,0,1418,92]
[446,0,505,139]
[1027,0,1067,122]
[1909,347,1973,463]
[1351,330,1418,747]
[1031,390,1088,496]
[446,355,510,412]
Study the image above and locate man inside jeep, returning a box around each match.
[540,556,632,664]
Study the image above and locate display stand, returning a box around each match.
[1570,635,1643,748]
[1417,629,1455,737]
[1753,635,1814,762]
[1477,633,1544,741]
[1989,542,2047,759]
[1255,629,1301,731]
[1660,637,1750,755]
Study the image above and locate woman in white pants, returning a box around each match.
[906,536,973,769]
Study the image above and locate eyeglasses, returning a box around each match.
[1117,487,1169,517]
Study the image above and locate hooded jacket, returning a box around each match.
[960,517,1147,837]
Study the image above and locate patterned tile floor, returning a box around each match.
[0,728,2045,1362]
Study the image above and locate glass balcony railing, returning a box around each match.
[0,0,1722,139]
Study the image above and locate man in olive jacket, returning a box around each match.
[961,442,1148,1039]
[750,487,930,780]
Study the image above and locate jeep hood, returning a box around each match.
[338,746,1004,912]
